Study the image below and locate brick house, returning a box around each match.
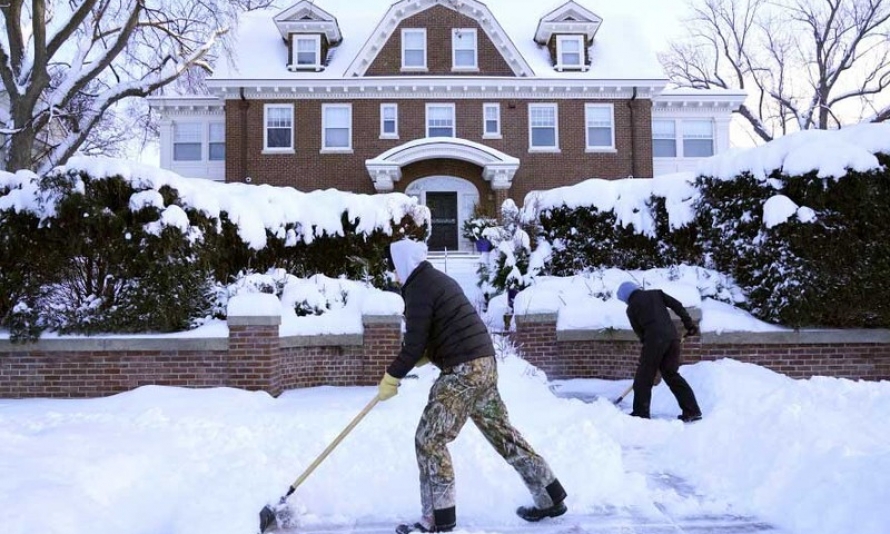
[149,0,745,251]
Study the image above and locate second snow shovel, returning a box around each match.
[259,396,380,533]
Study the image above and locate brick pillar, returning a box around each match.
[514,312,560,377]
[226,294,282,395]
[362,314,403,386]
[493,189,509,212]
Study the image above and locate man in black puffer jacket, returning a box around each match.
[616,281,702,422]
[378,239,567,534]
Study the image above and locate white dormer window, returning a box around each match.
[402,29,427,70]
[452,28,478,70]
[291,35,322,70]
[556,35,584,70]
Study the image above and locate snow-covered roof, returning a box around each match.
[209,0,668,84]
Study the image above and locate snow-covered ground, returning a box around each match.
[1,343,887,534]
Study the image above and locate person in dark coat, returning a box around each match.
[378,239,567,534]
[616,281,702,422]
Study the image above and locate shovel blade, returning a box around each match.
[259,504,277,533]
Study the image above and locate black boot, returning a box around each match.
[678,412,702,423]
[395,507,455,534]
[516,480,568,522]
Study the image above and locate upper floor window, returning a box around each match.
[452,28,478,70]
[173,122,202,161]
[264,104,294,151]
[652,119,677,157]
[483,103,501,138]
[585,104,615,150]
[556,35,584,70]
[208,123,225,161]
[528,103,559,151]
[427,104,455,137]
[292,35,322,69]
[322,104,352,151]
[683,119,714,157]
[380,103,398,138]
[402,29,427,70]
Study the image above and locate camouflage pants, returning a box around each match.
[415,356,558,519]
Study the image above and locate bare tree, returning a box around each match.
[0,0,276,173]
[662,0,890,142]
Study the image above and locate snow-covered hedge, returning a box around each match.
[0,158,428,339]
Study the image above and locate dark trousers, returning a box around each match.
[632,338,701,418]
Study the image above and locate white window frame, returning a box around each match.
[452,28,478,71]
[556,35,585,71]
[652,119,678,158]
[263,103,294,153]
[173,122,202,162]
[321,103,353,152]
[426,103,456,138]
[401,28,427,71]
[380,103,399,139]
[584,103,616,151]
[208,122,226,161]
[681,119,715,158]
[482,103,501,138]
[528,103,559,152]
[291,34,322,70]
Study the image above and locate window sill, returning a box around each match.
[288,65,324,72]
[320,148,354,154]
[554,65,588,72]
[262,149,295,155]
[400,67,428,73]
[482,134,502,140]
[528,148,561,153]
[585,147,617,153]
[379,134,400,140]
[451,67,479,73]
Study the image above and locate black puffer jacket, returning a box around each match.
[626,289,694,343]
[386,261,494,379]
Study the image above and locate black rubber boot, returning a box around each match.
[516,480,568,522]
[395,507,455,534]
[678,412,702,423]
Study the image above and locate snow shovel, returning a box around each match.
[259,396,380,533]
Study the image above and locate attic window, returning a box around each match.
[556,35,584,71]
[291,34,322,70]
[452,28,478,70]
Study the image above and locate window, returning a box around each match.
[683,119,714,157]
[322,104,352,151]
[528,103,558,150]
[426,104,455,137]
[556,35,584,69]
[173,122,202,161]
[380,104,398,138]
[585,104,614,150]
[264,104,294,151]
[652,119,677,157]
[402,29,427,70]
[292,35,321,69]
[483,103,500,138]
[452,28,478,70]
[208,123,225,161]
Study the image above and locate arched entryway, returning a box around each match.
[406,176,480,251]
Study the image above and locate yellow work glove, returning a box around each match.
[377,372,400,401]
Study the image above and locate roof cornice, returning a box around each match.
[343,0,535,78]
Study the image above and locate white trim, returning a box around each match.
[401,28,427,71]
[482,103,501,138]
[528,102,559,151]
[380,103,399,139]
[321,103,353,152]
[534,1,602,44]
[426,103,456,138]
[263,103,295,152]
[345,0,534,78]
[205,78,668,100]
[452,28,478,71]
[273,1,341,43]
[584,103,615,150]
[290,34,323,71]
[555,35,585,71]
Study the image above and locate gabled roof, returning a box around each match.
[210,0,667,83]
[344,0,533,78]
[273,1,342,43]
[534,1,602,44]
